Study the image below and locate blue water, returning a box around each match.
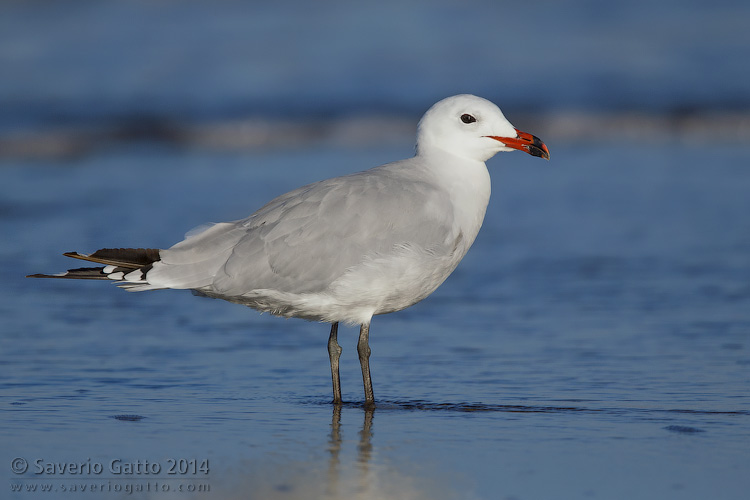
[2,1,750,499]
[2,141,749,499]
[1,0,749,133]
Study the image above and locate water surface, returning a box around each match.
[2,141,749,499]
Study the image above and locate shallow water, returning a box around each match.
[2,1,749,497]
[2,141,749,499]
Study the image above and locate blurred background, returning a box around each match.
[1,0,748,157]
[2,2,750,499]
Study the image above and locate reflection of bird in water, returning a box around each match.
[327,405,374,498]
[28,95,549,406]
[221,406,459,500]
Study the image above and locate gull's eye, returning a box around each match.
[460,113,476,124]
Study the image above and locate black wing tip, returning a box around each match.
[28,248,160,280]
[26,266,112,280]
[76,248,161,267]
[26,272,74,279]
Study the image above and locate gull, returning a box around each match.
[28,94,550,407]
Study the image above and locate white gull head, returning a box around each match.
[416,94,550,163]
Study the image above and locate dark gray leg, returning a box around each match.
[357,322,375,406]
[328,322,343,404]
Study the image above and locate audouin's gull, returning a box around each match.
[28,94,550,407]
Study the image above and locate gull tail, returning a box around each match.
[27,248,162,289]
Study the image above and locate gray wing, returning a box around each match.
[151,162,457,296]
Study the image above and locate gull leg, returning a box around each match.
[327,322,343,404]
[357,322,375,407]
